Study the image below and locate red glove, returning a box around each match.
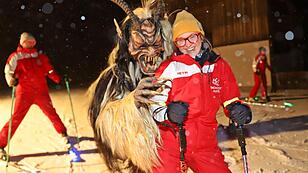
[48,70,61,84]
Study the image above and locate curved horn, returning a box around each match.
[110,0,139,24]
[155,0,166,19]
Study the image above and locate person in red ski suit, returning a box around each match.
[150,10,252,173]
[249,47,272,102]
[0,32,67,158]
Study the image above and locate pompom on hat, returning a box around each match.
[19,32,36,46]
[172,10,205,41]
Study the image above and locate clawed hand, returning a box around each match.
[133,77,170,107]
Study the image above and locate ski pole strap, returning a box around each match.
[155,120,177,136]
[179,125,186,161]
[178,125,187,173]
[236,125,247,155]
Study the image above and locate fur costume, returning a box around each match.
[88,0,172,172]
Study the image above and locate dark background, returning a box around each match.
[0,0,137,90]
[268,0,308,89]
[269,0,308,72]
[0,0,307,91]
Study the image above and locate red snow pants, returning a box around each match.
[153,124,231,173]
[249,72,267,98]
[0,91,67,148]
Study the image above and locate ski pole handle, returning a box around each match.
[236,125,249,173]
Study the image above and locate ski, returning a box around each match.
[241,97,294,109]
[0,158,41,173]
[244,101,290,109]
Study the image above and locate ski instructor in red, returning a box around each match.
[0,32,67,158]
[151,11,252,173]
[249,47,272,102]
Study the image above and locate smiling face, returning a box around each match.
[176,32,203,58]
[128,19,164,75]
[21,39,36,49]
[20,32,37,49]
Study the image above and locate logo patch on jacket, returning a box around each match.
[210,77,222,93]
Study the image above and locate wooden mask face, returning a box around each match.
[128,19,164,75]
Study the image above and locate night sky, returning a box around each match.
[0,0,142,90]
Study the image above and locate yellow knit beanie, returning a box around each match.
[172,10,205,41]
[19,32,36,45]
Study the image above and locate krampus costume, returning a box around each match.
[88,0,172,172]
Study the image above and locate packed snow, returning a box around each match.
[0,88,307,173]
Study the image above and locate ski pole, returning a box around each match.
[236,125,249,173]
[6,86,16,166]
[64,76,80,147]
[178,124,187,173]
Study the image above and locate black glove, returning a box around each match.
[58,75,73,87]
[63,74,73,83]
[167,101,189,125]
[9,78,18,87]
[226,101,252,125]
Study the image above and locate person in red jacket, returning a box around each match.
[0,32,68,159]
[248,47,272,102]
[150,10,252,173]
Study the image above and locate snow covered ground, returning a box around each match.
[217,89,308,173]
[0,88,307,173]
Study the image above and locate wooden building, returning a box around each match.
[165,0,308,89]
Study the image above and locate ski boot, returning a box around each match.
[260,96,270,103]
[0,148,7,161]
[247,97,255,102]
[60,132,71,149]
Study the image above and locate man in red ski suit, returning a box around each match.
[249,47,272,102]
[150,11,252,173]
[0,32,67,158]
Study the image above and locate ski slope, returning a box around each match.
[0,89,307,173]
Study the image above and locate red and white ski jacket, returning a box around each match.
[253,53,271,74]
[151,52,240,125]
[4,46,61,93]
